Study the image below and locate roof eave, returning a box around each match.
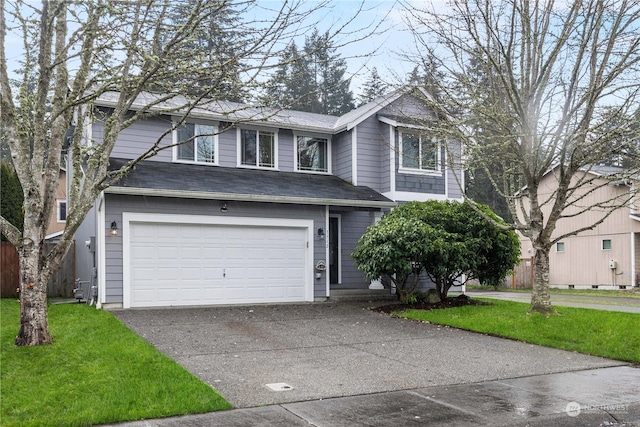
[105,186,397,209]
[95,97,339,134]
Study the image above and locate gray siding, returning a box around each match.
[74,204,97,285]
[278,129,295,172]
[395,144,447,195]
[217,128,237,167]
[108,117,174,162]
[379,122,392,193]
[103,195,327,304]
[335,210,374,288]
[333,130,352,182]
[355,115,384,191]
[446,140,464,199]
[379,93,437,122]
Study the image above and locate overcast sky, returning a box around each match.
[3,1,423,98]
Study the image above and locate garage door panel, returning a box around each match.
[131,267,156,280]
[128,221,309,308]
[180,246,202,260]
[131,244,155,260]
[181,267,204,280]
[245,267,265,279]
[157,245,180,260]
[180,287,202,301]
[156,267,179,280]
[203,287,224,300]
[156,288,180,302]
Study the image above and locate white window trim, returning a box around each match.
[398,129,442,176]
[293,132,332,174]
[172,121,219,166]
[556,242,565,253]
[602,239,612,251]
[56,199,67,223]
[236,126,279,170]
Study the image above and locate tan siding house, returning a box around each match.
[45,170,67,238]
[519,166,640,289]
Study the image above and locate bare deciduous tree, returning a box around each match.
[402,0,640,314]
[0,0,370,346]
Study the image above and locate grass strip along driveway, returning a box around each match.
[397,299,640,363]
[0,299,231,427]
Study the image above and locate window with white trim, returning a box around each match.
[175,123,217,164]
[57,200,67,223]
[240,128,275,168]
[602,239,612,250]
[400,130,440,172]
[296,135,328,172]
[556,242,565,252]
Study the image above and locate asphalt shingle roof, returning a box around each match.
[107,158,395,208]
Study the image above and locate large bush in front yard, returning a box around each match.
[352,201,520,301]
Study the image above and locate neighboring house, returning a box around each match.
[518,165,639,289]
[45,169,67,239]
[74,88,464,309]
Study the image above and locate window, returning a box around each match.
[602,239,612,250]
[296,135,328,172]
[57,200,67,223]
[240,129,275,168]
[556,242,565,252]
[175,123,216,164]
[400,130,440,172]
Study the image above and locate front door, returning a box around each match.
[329,216,340,284]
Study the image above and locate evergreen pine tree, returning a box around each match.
[407,54,445,100]
[0,161,23,242]
[357,67,388,106]
[262,30,354,115]
[166,1,247,102]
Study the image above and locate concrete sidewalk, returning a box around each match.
[105,366,640,426]
[466,290,640,313]
[107,302,640,426]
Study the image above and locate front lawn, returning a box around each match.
[0,299,231,427]
[396,299,640,363]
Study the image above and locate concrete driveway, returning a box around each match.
[112,301,625,409]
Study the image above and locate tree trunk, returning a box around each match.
[529,248,557,316]
[15,239,53,346]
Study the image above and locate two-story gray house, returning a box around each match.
[74,88,463,309]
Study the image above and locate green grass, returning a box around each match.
[396,299,640,363]
[0,299,231,427]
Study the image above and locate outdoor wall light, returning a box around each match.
[317,227,325,239]
[110,221,118,236]
[220,202,228,213]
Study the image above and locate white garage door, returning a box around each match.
[126,220,310,308]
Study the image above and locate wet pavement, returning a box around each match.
[106,302,640,426]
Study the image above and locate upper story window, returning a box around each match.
[399,129,440,173]
[175,123,217,164]
[239,128,276,168]
[57,200,67,223]
[296,135,329,173]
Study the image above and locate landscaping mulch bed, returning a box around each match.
[372,294,492,314]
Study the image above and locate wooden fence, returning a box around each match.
[508,257,534,289]
[1,241,75,298]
